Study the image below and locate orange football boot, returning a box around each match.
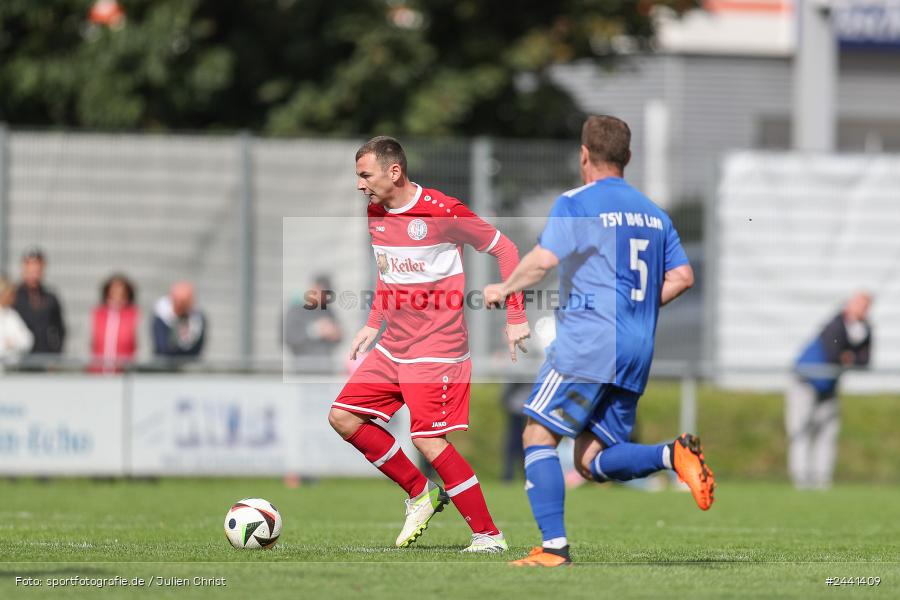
[509,546,572,567]
[673,433,715,510]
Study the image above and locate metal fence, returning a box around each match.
[0,127,599,366]
[7,127,899,394]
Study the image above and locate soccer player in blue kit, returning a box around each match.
[484,115,715,567]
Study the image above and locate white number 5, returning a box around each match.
[630,238,649,301]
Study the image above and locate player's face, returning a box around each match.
[846,293,871,321]
[106,280,129,308]
[356,153,397,205]
[21,258,44,288]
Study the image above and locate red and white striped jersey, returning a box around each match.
[366,184,525,363]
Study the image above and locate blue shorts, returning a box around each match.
[522,360,640,445]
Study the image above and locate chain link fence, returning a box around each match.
[0,127,703,369]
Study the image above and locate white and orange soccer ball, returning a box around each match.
[223,498,282,549]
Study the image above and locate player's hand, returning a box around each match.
[505,322,531,363]
[350,326,379,361]
[484,283,506,308]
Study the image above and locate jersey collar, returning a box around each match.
[386,184,422,214]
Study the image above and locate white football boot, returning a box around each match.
[460,532,509,553]
[395,480,450,547]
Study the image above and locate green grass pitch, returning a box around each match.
[1,478,897,599]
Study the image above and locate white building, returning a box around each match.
[551,0,900,209]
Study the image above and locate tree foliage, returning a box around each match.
[0,0,694,137]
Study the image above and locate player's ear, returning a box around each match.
[623,149,632,168]
[580,145,592,168]
[389,163,403,183]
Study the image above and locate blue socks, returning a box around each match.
[590,442,671,482]
[524,445,566,544]
[524,441,672,547]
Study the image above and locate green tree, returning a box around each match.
[0,0,695,137]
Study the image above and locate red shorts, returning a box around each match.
[332,349,471,438]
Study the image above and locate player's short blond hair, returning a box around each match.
[581,115,631,171]
[0,276,14,300]
[356,136,407,174]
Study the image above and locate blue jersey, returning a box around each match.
[538,177,688,393]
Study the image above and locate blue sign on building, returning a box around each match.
[833,1,900,48]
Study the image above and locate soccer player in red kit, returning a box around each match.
[328,136,530,552]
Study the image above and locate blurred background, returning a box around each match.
[1,0,898,484]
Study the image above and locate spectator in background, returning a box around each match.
[283,274,342,372]
[152,281,206,360]
[787,291,873,490]
[500,381,530,482]
[0,276,33,364]
[14,247,65,356]
[89,274,139,373]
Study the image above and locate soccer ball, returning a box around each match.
[224,498,282,549]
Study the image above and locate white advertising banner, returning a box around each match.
[0,376,125,475]
[289,379,415,477]
[715,152,900,391]
[129,375,413,476]
[130,376,300,476]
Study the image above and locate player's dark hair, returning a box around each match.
[581,115,631,172]
[100,273,136,305]
[356,136,407,174]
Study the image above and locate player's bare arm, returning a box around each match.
[484,244,559,306]
[481,234,533,362]
[660,264,694,306]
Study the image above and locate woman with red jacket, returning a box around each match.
[90,274,139,373]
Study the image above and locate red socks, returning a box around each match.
[431,444,499,535]
[345,427,498,535]
[345,423,428,498]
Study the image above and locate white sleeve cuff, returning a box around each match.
[481,230,501,253]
